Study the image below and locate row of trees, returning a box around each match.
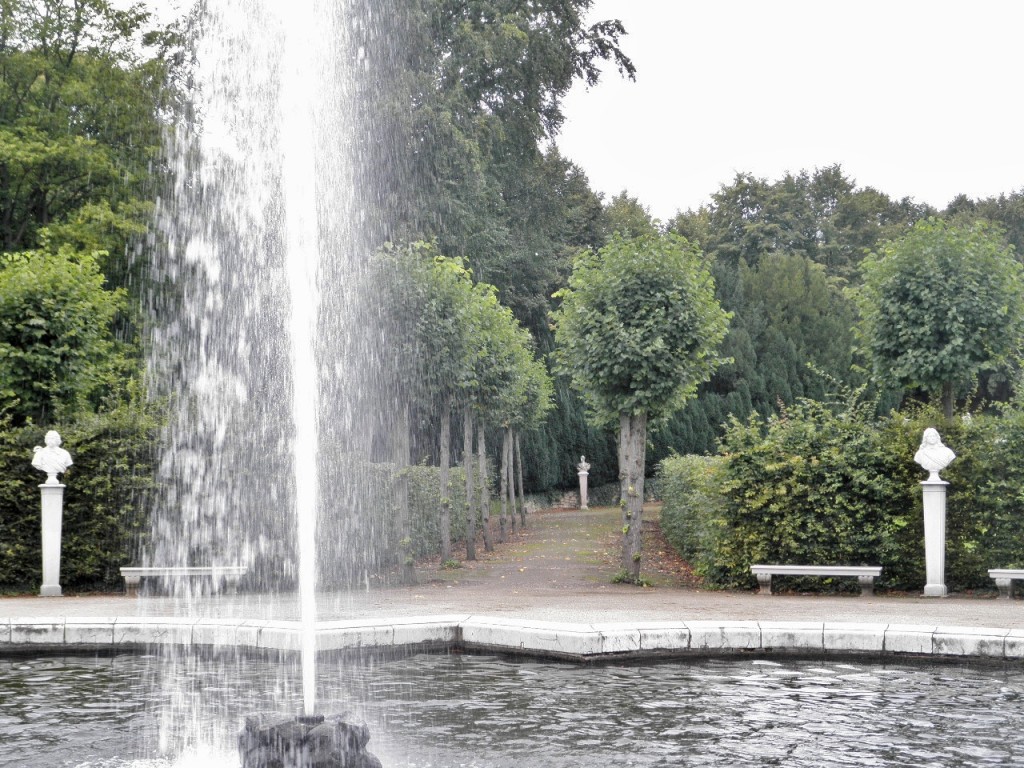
[364,242,553,567]
[624,167,1024,464]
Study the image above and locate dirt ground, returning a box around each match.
[408,503,691,592]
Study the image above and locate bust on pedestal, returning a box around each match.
[914,428,955,598]
[577,456,590,510]
[32,431,72,597]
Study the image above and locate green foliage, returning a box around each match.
[352,0,631,341]
[402,463,469,558]
[602,191,659,240]
[663,166,930,456]
[857,218,1024,417]
[659,398,1024,593]
[0,0,169,259]
[656,454,726,577]
[552,232,730,426]
[0,247,127,424]
[713,397,916,590]
[0,401,160,592]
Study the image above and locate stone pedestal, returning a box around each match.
[39,483,65,597]
[239,713,382,768]
[922,480,948,597]
[578,470,589,510]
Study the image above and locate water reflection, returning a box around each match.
[1,652,1022,767]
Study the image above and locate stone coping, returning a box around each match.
[2,615,1024,662]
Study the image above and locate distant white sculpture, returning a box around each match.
[914,427,955,481]
[32,430,73,485]
[577,455,590,510]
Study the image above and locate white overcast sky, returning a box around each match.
[556,0,1024,221]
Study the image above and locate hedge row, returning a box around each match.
[0,408,495,593]
[658,398,1024,593]
[0,403,160,592]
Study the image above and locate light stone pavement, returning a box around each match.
[3,506,1023,659]
[1,583,1023,629]
[3,584,1024,662]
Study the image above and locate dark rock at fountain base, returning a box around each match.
[239,712,383,768]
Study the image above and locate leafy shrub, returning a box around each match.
[0,400,159,592]
[711,397,915,590]
[659,394,1024,593]
[656,454,726,580]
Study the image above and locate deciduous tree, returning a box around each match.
[553,232,729,583]
[856,218,1024,418]
[0,246,126,423]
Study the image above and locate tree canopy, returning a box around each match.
[856,218,1024,418]
[553,232,729,426]
[0,247,126,423]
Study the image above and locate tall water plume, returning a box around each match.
[146,0,363,721]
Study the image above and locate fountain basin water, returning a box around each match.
[3,647,1024,767]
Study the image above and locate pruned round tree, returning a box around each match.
[857,218,1024,418]
[553,232,729,583]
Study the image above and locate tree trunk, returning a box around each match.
[619,411,648,583]
[498,429,509,542]
[463,406,476,561]
[478,427,494,552]
[515,431,527,528]
[439,403,452,564]
[505,427,517,535]
[942,381,954,420]
[395,402,416,585]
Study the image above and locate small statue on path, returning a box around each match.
[32,430,73,484]
[914,427,955,481]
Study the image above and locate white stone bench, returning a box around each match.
[120,566,247,597]
[988,569,1024,599]
[750,565,883,596]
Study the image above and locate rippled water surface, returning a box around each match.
[2,652,1023,767]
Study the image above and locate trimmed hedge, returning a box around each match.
[1,410,491,592]
[658,398,1024,593]
[0,403,160,592]
[656,454,726,581]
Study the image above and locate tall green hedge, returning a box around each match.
[658,398,1024,593]
[0,410,487,592]
[656,454,727,581]
[0,403,160,592]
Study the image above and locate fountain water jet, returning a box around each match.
[146,0,380,761]
[277,0,322,718]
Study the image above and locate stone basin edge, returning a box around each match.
[1,616,1023,662]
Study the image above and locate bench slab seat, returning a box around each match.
[988,569,1024,599]
[120,566,247,596]
[750,565,883,596]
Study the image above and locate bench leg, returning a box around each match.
[858,575,875,597]
[124,577,141,597]
[225,576,240,595]
[995,578,1013,600]
[755,573,772,595]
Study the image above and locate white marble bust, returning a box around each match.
[32,430,73,484]
[914,427,955,481]
[577,455,590,473]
